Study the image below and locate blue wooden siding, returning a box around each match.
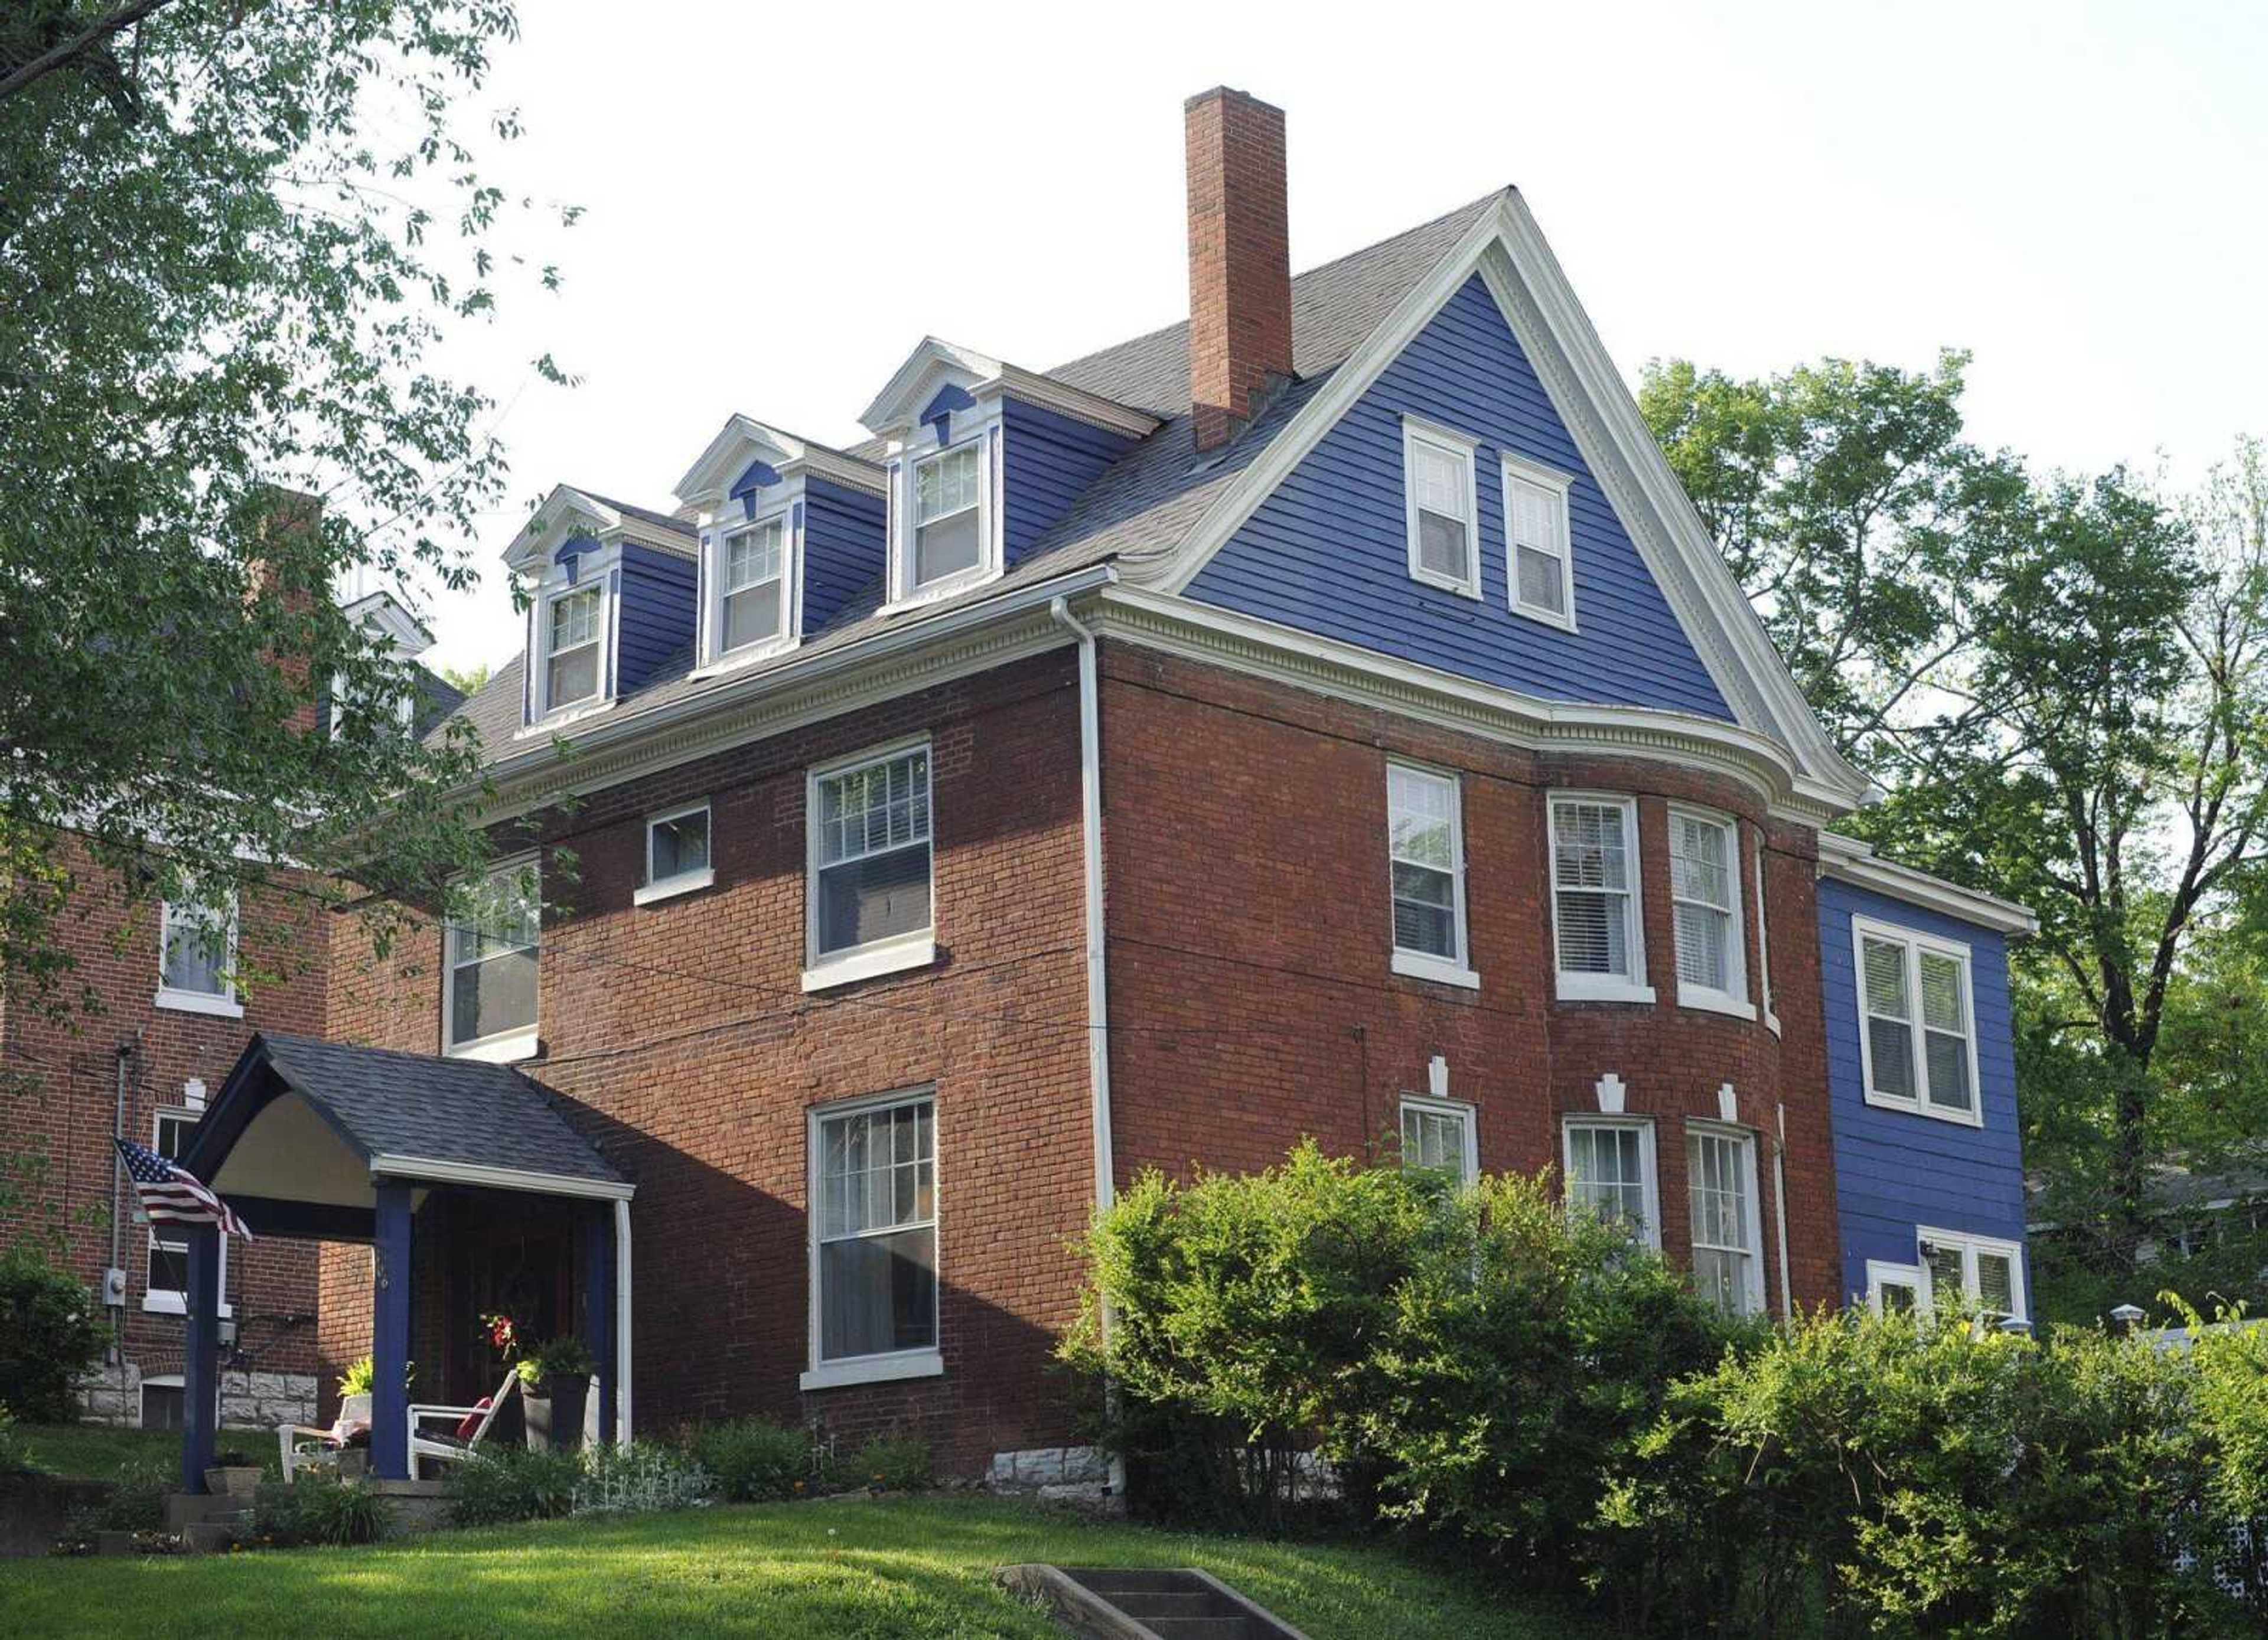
[1186,275,1733,720]
[802,477,887,633]
[615,542,697,695]
[1817,878,2028,1303]
[1002,396,1136,568]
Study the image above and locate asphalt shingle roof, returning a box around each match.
[433,190,1511,761]
[256,1032,623,1187]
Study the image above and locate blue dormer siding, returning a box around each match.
[1185,275,1733,720]
[802,478,888,633]
[1002,397,1138,569]
[615,542,697,695]
[1817,878,2028,1304]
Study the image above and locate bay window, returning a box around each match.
[1563,1117,1660,1246]
[1669,808,1749,1016]
[1687,1125,1764,1316]
[1549,794,1651,1002]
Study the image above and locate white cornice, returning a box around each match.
[674,414,887,507]
[1093,586,1848,825]
[1817,832,2038,935]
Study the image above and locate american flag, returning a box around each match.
[115,1137,253,1241]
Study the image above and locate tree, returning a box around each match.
[0,3,571,1016]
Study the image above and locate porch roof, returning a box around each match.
[185,1032,630,1217]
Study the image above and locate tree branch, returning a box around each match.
[0,0,175,106]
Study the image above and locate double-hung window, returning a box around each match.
[637,802,712,905]
[543,585,603,711]
[144,1110,229,1316]
[1387,763,1475,987]
[1503,454,1576,628]
[1402,418,1481,597]
[1917,1228,2026,1323]
[805,1090,940,1388]
[1854,918,1980,1124]
[1549,795,1651,1002]
[911,443,983,591]
[1687,1124,1764,1316]
[1563,1118,1660,1247]
[1399,1095,1478,1185]
[721,517,788,654]
[444,859,540,1060]
[157,888,240,1018]
[806,742,934,987]
[1669,809,1749,1016]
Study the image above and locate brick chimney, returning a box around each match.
[1185,87,1292,452]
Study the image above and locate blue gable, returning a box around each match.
[1185,275,1733,720]
[1002,397,1138,569]
[1816,877,2028,1305]
[802,477,887,633]
[615,542,696,696]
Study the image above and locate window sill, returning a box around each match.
[1508,599,1578,634]
[1862,1088,1983,1129]
[883,563,1000,617]
[1390,950,1481,990]
[1408,565,1482,601]
[692,636,799,680]
[1553,977,1657,1006]
[634,869,715,907]
[802,937,937,993]
[143,1293,233,1318]
[447,1028,540,1065]
[1677,988,1758,1022]
[154,988,243,1020]
[798,1349,943,1392]
[514,697,614,739]
[1764,1008,1782,1037]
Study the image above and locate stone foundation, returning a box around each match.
[76,1361,317,1430]
[986,1444,1113,1504]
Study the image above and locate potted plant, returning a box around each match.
[203,1447,263,1497]
[519,1336,597,1451]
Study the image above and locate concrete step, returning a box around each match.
[1135,1620,1249,1640]
[999,1564,1308,1640]
[162,1492,255,1532]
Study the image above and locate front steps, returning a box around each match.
[998,1564,1312,1640]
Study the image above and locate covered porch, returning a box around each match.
[175,1032,634,1493]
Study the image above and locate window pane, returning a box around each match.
[1868,1018,1917,1099]
[819,1227,936,1361]
[1417,510,1469,580]
[549,587,599,650]
[1516,543,1564,613]
[723,581,782,650]
[914,445,980,521]
[1568,1125,1647,1230]
[1508,478,1563,552]
[1925,1031,1973,1111]
[154,1114,193,1160]
[725,522,783,592]
[1388,768,1454,869]
[914,507,982,585]
[141,1384,185,1431]
[1556,890,1629,977]
[1976,1251,2015,1317]
[818,848,931,954]
[650,810,709,882]
[149,1240,188,1295]
[1670,817,1732,911]
[1862,937,1909,1018]
[1674,903,1729,991]
[1553,803,1630,891]
[548,643,598,706]
[1922,1240,1966,1308]
[451,947,537,1045]
[1410,440,1467,519]
[1401,1106,1467,1175]
[818,752,932,866]
[161,904,230,996]
[1879,1277,1917,1315]
[1391,863,1456,957]
[1687,1132,1756,1315]
[1919,951,1966,1032]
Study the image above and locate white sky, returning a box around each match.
[401,0,2268,675]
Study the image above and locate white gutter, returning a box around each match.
[1816,832,2038,935]
[614,1197,633,1443]
[1048,595,1115,1213]
[367,1155,636,1201]
[1772,1103,1794,1323]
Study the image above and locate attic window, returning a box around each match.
[911,443,983,589]
[721,517,787,654]
[1402,418,1481,599]
[1503,454,1577,630]
[544,585,602,709]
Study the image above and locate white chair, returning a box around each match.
[408,1371,522,1478]
[279,1392,372,1481]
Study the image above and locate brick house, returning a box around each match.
[159,88,2035,1490]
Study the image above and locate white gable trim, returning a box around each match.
[1142,193,1870,812]
[861,336,1162,442]
[674,415,885,506]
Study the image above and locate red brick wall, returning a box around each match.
[0,834,326,1405]
[1097,644,1842,1312]
[319,652,1097,1473]
[1186,87,1292,450]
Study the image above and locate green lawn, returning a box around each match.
[0,1494,1584,1639]
[11,1422,279,1481]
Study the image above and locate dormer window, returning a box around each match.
[722,517,788,654]
[911,442,983,590]
[544,585,603,709]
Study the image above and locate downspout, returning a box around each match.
[613,1197,633,1444]
[1772,1103,1794,1323]
[110,1033,138,1396]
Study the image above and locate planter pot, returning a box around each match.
[522,1391,552,1452]
[523,1375,593,1451]
[204,1466,263,1498]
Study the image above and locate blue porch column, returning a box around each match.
[180,1222,221,1494]
[370,1181,414,1481]
[577,1202,616,1445]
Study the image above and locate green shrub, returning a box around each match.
[849,1434,931,1492]
[250,1476,306,1545]
[530,1335,595,1389]
[690,1417,835,1502]
[0,1403,31,1475]
[0,1248,109,1420]
[573,1440,711,1514]
[442,1445,582,1527]
[66,1457,170,1537]
[252,1475,387,1547]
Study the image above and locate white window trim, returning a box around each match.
[800,1085,943,1391]
[889,432,1001,611]
[154,889,243,1019]
[802,736,939,992]
[1500,451,1578,631]
[144,1110,231,1316]
[1398,1094,1479,1185]
[702,504,801,672]
[635,800,715,907]
[1852,915,1985,1128]
[1667,804,1754,1020]
[530,576,613,726]
[1547,792,1655,1005]
[441,853,540,1064]
[1686,1119,1767,1317]
[1865,1258,1924,1317]
[1914,1225,2028,1322]
[1400,416,1483,599]
[1755,842,1781,1036]
[1560,1115,1662,1250]
[1386,760,1479,990]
